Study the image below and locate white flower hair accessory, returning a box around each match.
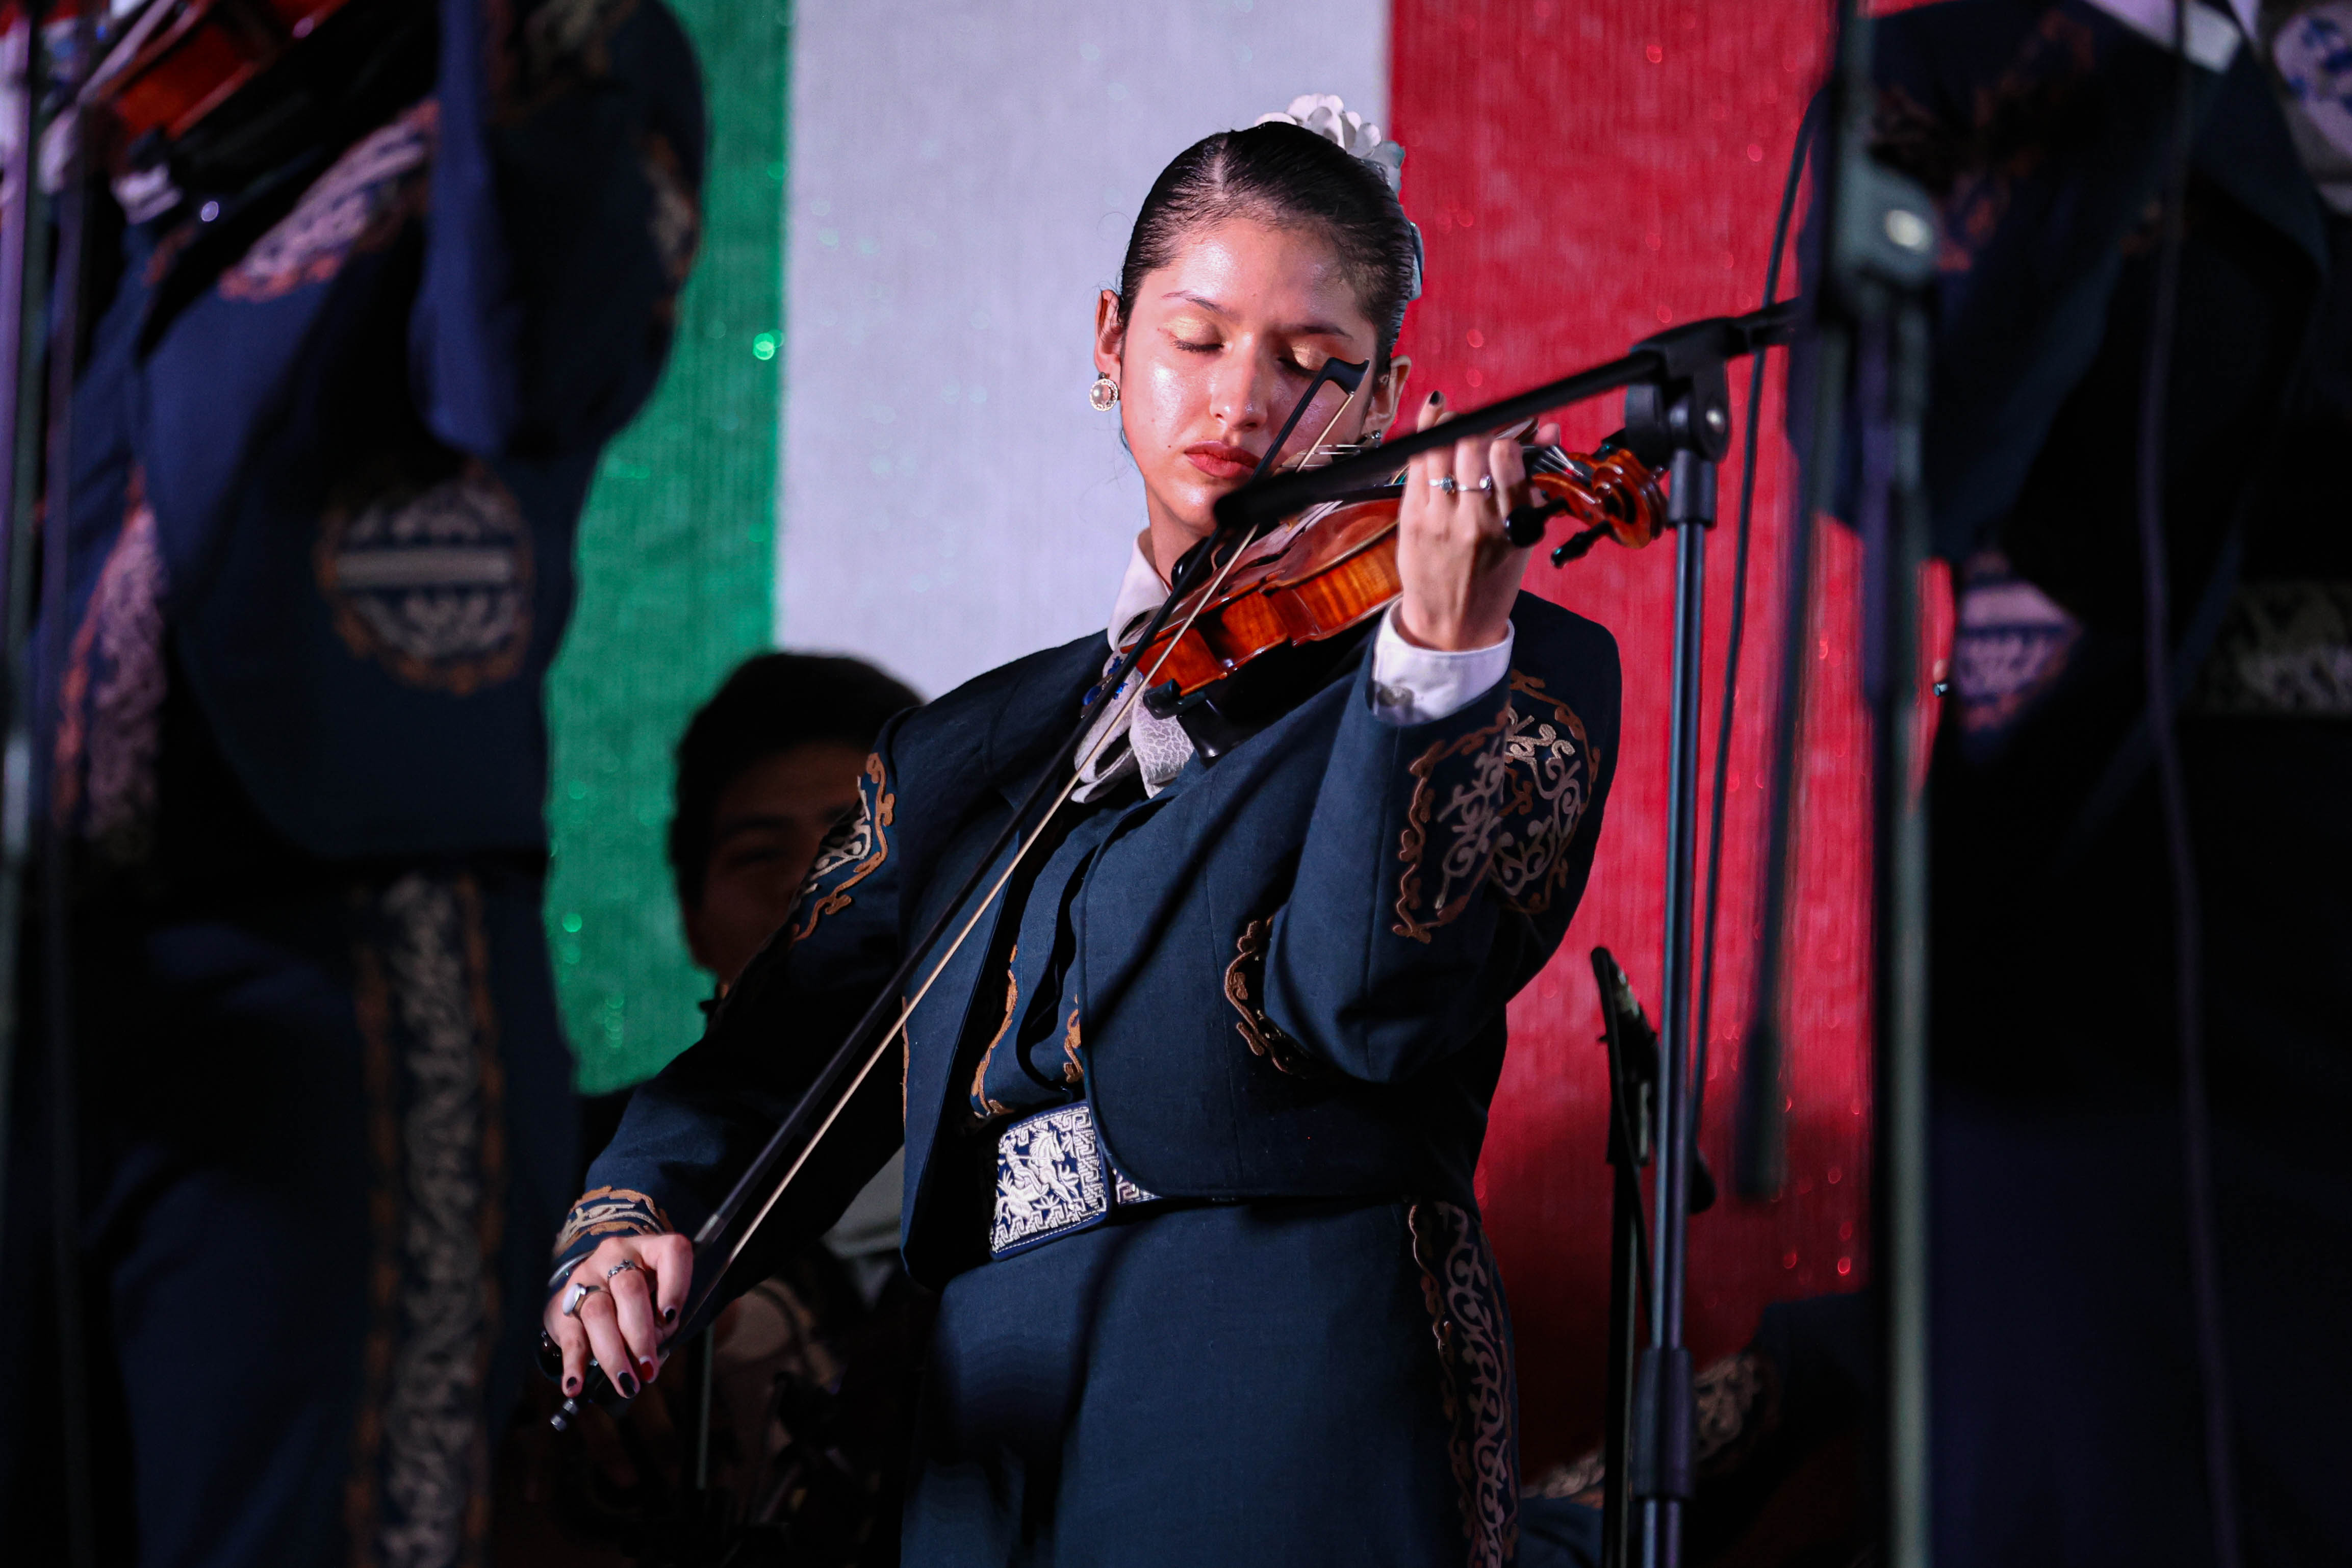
[1253,93,1423,301]
[1256,93,1405,192]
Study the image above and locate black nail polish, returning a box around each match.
[662,1306,677,1322]
[565,1376,579,1394]
[618,1372,639,1397]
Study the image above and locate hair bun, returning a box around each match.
[1254,93,1405,194]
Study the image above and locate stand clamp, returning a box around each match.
[1503,311,1765,550]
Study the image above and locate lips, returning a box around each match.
[1183,441,1261,481]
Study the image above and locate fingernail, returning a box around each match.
[662,1306,677,1323]
[565,1376,579,1394]
[618,1372,639,1397]
[640,1358,657,1381]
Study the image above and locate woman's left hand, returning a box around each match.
[1392,392,1559,652]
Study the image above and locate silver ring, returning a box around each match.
[1475,475,1496,495]
[561,1281,603,1318]
[605,1258,641,1281]
[1430,475,1459,495]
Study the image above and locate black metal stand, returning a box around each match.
[1735,5,1940,1562]
[0,12,105,1568]
[1618,333,1733,1568]
[1592,949,1656,1568]
[0,3,48,1255]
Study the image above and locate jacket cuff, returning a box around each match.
[546,1185,672,1292]
[1368,604,1516,725]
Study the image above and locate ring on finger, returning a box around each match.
[1430,475,1459,495]
[1474,475,1495,495]
[605,1258,642,1281]
[561,1281,604,1318]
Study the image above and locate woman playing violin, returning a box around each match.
[547,101,1622,1564]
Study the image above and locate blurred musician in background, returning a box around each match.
[509,651,926,1565]
[668,653,925,995]
[0,1,702,1562]
[660,653,929,1565]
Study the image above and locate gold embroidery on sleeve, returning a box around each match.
[552,1186,672,1258]
[1392,672,1596,942]
[787,753,894,943]
[1491,674,1594,917]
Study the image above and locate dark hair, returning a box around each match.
[668,652,922,907]
[1116,121,1419,369]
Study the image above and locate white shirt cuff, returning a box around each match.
[1368,603,1515,726]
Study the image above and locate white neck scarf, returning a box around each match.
[1072,537,1198,800]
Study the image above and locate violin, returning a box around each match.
[1127,438,1665,713]
[81,0,362,151]
[0,0,425,207]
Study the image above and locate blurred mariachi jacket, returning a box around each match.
[557,593,1622,1292]
[45,0,704,865]
[1860,0,2329,567]
[1850,0,2352,1106]
[1815,0,2347,775]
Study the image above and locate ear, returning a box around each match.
[1361,356,1412,441]
[1093,289,1125,379]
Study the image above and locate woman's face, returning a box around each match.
[1095,214,1409,576]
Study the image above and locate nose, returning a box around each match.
[1207,340,1280,436]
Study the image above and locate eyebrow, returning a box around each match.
[1159,291,1356,340]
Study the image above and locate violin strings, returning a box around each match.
[1290,397,1362,475]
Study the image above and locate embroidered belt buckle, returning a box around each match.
[989,1101,1159,1260]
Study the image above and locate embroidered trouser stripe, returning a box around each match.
[347,873,505,1568]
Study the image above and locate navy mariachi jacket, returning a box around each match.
[45,0,702,867]
[559,593,1621,1293]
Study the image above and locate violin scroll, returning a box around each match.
[1506,438,1669,563]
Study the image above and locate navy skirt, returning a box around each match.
[905,1197,1519,1567]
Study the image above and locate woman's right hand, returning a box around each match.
[543,1232,696,1400]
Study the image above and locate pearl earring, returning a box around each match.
[1088,371,1119,412]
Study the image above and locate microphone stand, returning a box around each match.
[1593,948,1657,1568]
[0,9,103,1566]
[0,6,50,1248]
[1735,4,1939,1563]
[1622,319,1731,1568]
[1590,948,1711,1568]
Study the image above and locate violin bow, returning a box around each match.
[555,358,1371,1425]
